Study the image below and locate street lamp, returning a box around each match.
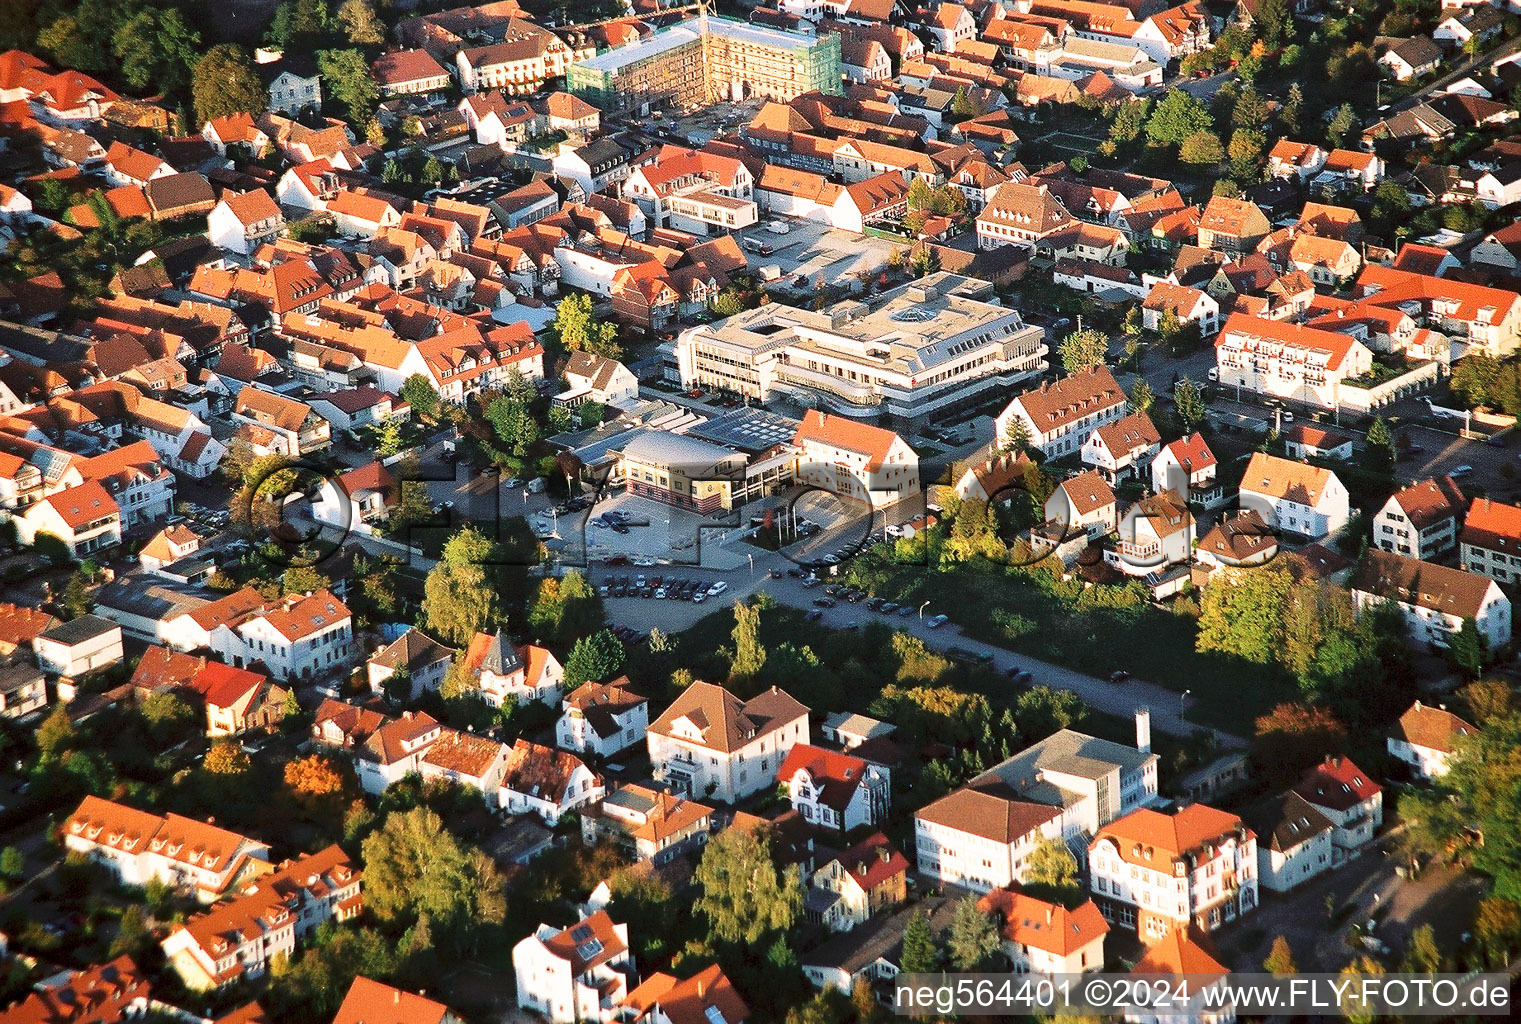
[1180,689,1192,725]
[919,600,930,620]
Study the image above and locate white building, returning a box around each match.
[1388,701,1477,779]
[1107,490,1194,578]
[1350,549,1512,651]
[207,190,285,255]
[647,682,809,803]
[1089,804,1258,939]
[462,629,564,708]
[208,590,355,683]
[1150,433,1224,508]
[1213,313,1373,410]
[365,628,455,701]
[34,615,123,677]
[1081,410,1160,483]
[778,744,890,832]
[557,679,649,758]
[555,352,640,410]
[513,910,634,1023]
[1238,452,1350,540]
[996,366,1128,459]
[914,787,1063,893]
[1374,476,1464,560]
[13,480,121,557]
[1460,496,1521,585]
[1250,791,1334,893]
[792,411,920,508]
[977,888,1109,975]
[1292,756,1384,862]
[499,739,604,825]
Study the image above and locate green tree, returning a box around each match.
[192,45,267,126]
[564,628,625,686]
[0,847,23,879]
[695,827,803,946]
[730,599,767,685]
[1057,327,1108,374]
[1228,129,1266,181]
[282,566,332,596]
[1252,0,1294,50]
[359,806,508,954]
[949,897,1000,971]
[1146,89,1212,147]
[1474,897,1521,968]
[1130,378,1155,414]
[1025,837,1080,895]
[1109,98,1151,145]
[422,527,502,644]
[1326,103,1357,147]
[1449,616,1486,679]
[1402,924,1444,974]
[711,290,744,317]
[317,48,379,125]
[1364,415,1396,470]
[1002,414,1032,452]
[1264,935,1297,975]
[1173,377,1206,429]
[268,0,333,51]
[1198,564,1290,663]
[1179,131,1224,165]
[36,705,76,761]
[899,910,939,973]
[1281,82,1304,134]
[337,0,385,45]
[1340,956,1385,1024]
[551,291,622,359]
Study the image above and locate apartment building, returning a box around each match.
[676,273,1046,425]
[996,365,1128,459]
[1213,313,1374,410]
[622,147,757,236]
[808,833,909,932]
[161,845,362,990]
[513,911,634,1023]
[454,21,581,94]
[647,682,809,802]
[1250,790,1334,894]
[208,590,355,683]
[558,679,649,757]
[1355,264,1521,358]
[1350,549,1512,651]
[580,784,713,864]
[1374,476,1465,560]
[231,387,331,456]
[1088,805,1258,938]
[977,888,1109,975]
[1460,496,1521,584]
[976,182,1075,249]
[792,411,919,508]
[63,796,272,901]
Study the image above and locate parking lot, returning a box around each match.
[736,221,902,292]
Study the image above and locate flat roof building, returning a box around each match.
[674,272,1047,426]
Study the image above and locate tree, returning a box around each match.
[899,910,939,973]
[1364,415,1395,471]
[711,290,744,317]
[192,45,267,126]
[337,0,385,45]
[1025,837,1080,895]
[1402,924,1444,974]
[1228,129,1266,181]
[1173,377,1206,429]
[282,566,332,596]
[1003,414,1032,452]
[949,897,999,971]
[1146,89,1212,147]
[1339,956,1385,1024]
[1263,935,1297,975]
[1179,131,1224,165]
[1326,103,1357,147]
[564,629,626,686]
[1014,687,1088,741]
[360,806,508,955]
[0,847,23,880]
[1253,703,1349,788]
[1110,98,1151,145]
[423,527,502,644]
[694,828,803,946]
[1130,378,1155,414]
[1474,897,1521,968]
[268,0,333,51]
[1449,616,1485,679]
[284,754,346,799]
[318,49,380,126]
[61,573,90,620]
[730,599,767,685]
[1459,679,1513,725]
[36,705,75,761]
[1057,327,1108,374]
[551,291,622,359]
[1252,0,1294,50]
[204,740,251,775]
[140,693,195,743]
[1281,83,1304,135]
[375,418,404,458]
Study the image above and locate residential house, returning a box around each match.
[1238,452,1350,540]
[996,366,1128,459]
[647,682,810,803]
[1461,496,1521,584]
[1350,548,1512,651]
[420,730,510,807]
[0,957,150,1024]
[953,452,1035,504]
[555,352,639,410]
[461,628,564,707]
[1151,433,1224,508]
[820,712,897,750]
[1088,804,1258,938]
[207,191,285,255]
[63,796,272,901]
[1267,140,1328,181]
[1043,470,1119,540]
[366,628,454,702]
[313,461,395,535]
[1289,233,1363,287]
[778,744,890,832]
[373,50,452,97]
[1081,410,1160,483]
[1141,282,1220,337]
[1248,791,1334,893]
[1293,756,1383,861]
[34,615,123,677]
[977,888,1109,975]
[1374,476,1465,559]
[1107,489,1194,579]
[1197,197,1270,254]
[333,977,461,1024]
[580,784,713,864]
[513,910,633,1023]
[1193,510,1279,570]
[13,479,122,556]
[807,832,909,933]
[799,895,955,994]
[1435,6,1506,49]
[624,965,749,1024]
[1318,149,1385,191]
[161,845,361,990]
[499,739,604,825]
[913,787,1063,893]
[558,678,649,758]
[198,662,289,737]
[976,182,1074,249]
[1283,424,1355,461]
[1388,700,1476,779]
[0,661,46,719]
[1354,264,1521,358]
[207,590,355,683]
[256,55,321,115]
[231,387,331,456]
[1379,37,1443,80]
[792,411,920,508]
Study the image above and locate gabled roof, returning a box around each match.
[1350,549,1497,621]
[333,977,451,1024]
[793,410,905,471]
[1391,700,1477,754]
[1462,496,1521,556]
[1239,452,1340,507]
[501,738,593,801]
[825,832,909,892]
[1131,927,1228,979]
[1012,365,1125,433]
[1056,469,1116,515]
[1247,789,1334,853]
[916,786,1061,843]
[1160,432,1214,474]
[1293,756,1382,812]
[38,479,118,529]
[541,909,628,974]
[649,682,808,753]
[1197,510,1276,562]
[778,744,874,812]
[977,888,1108,956]
[1386,476,1464,530]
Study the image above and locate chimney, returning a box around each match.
[1046,906,1053,924]
[1135,707,1151,755]
[698,980,706,998]
[395,990,401,1004]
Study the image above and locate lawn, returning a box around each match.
[841,557,1298,735]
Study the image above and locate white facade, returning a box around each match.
[914,794,1063,894]
[513,915,633,1023]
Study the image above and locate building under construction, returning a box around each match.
[567,15,841,113]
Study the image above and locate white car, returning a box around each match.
[765,220,790,235]
[707,581,729,596]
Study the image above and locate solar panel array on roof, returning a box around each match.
[688,408,801,455]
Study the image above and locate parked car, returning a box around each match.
[926,614,948,628]
[1452,464,1474,477]
[1109,670,1132,684]
[707,581,729,596]
[765,220,790,234]
[813,597,836,608]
